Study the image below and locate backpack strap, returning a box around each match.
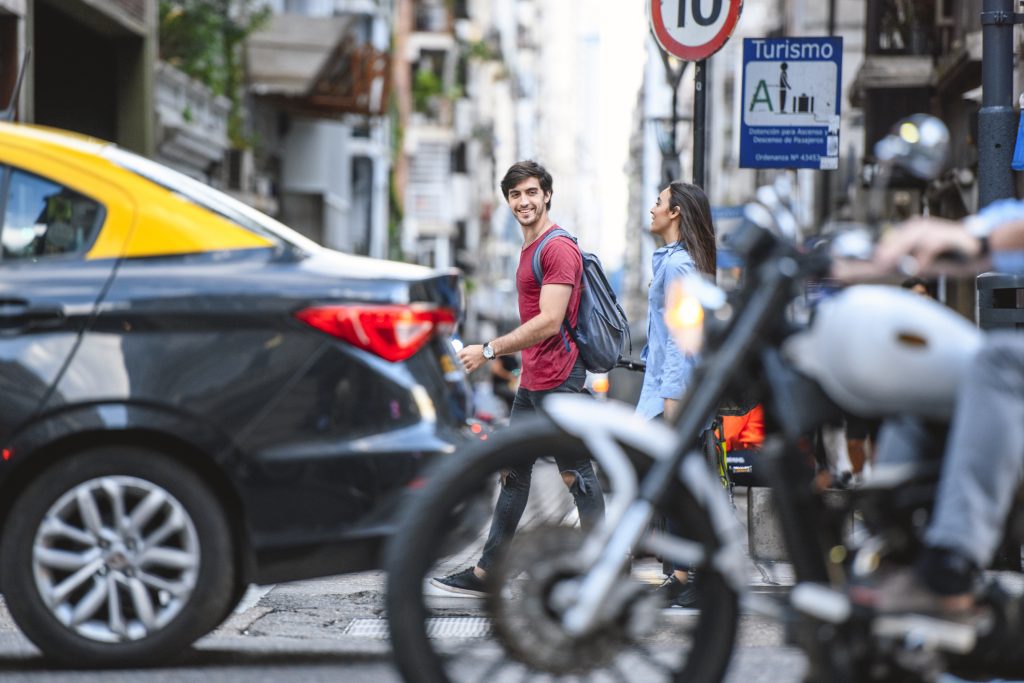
[531,228,577,286]
[530,228,579,352]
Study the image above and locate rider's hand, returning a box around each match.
[874,216,983,274]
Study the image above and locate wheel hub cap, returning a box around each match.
[31,475,201,643]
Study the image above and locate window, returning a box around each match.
[0,168,104,260]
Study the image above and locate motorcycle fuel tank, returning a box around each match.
[783,285,982,420]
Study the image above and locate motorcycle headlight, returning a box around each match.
[665,274,728,355]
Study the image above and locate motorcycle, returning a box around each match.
[383,115,1024,683]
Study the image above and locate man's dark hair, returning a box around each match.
[501,160,553,210]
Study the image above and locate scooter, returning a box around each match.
[383,115,1024,683]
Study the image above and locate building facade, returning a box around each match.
[0,0,156,155]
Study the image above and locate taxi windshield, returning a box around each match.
[102,146,322,255]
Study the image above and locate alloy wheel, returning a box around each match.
[31,475,201,643]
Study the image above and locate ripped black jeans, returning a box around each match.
[477,360,606,572]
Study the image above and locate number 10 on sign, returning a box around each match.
[677,0,723,27]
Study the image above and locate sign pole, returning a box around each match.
[649,0,742,188]
[693,59,707,190]
[978,0,1017,208]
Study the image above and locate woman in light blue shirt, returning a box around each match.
[637,181,717,608]
[636,181,717,421]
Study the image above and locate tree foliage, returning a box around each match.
[159,0,271,147]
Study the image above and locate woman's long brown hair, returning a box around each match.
[667,181,717,278]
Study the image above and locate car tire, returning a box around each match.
[0,445,235,667]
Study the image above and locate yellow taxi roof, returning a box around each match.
[0,121,288,259]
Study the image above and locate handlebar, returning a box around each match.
[614,358,646,373]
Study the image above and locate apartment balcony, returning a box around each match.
[850,55,935,108]
[247,13,390,116]
[154,62,231,177]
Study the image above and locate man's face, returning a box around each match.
[506,177,550,228]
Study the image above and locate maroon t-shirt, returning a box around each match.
[516,225,583,390]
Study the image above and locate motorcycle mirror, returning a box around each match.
[873,114,950,181]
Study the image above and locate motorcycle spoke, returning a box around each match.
[626,644,675,677]
[474,650,516,682]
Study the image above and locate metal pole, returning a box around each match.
[666,68,681,186]
[659,56,688,186]
[978,0,1017,208]
[693,59,707,190]
[819,0,837,225]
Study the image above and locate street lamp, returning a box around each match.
[654,52,689,187]
[649,115,692,186]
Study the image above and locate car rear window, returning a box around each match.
[0,166,104,261]
[102,147,322,254]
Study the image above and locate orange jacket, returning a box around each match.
[722,404,764,452]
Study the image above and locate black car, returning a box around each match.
[0,122,471,665]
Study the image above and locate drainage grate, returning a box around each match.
[343,617,492,639]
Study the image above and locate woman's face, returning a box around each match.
[650,187,678,239]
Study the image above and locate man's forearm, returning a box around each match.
[492,314,562,356]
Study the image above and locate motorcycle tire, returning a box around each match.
[385,414,740,683]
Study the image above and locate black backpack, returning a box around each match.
[531,228,630,373]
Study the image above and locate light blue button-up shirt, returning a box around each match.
[636,243,698,420]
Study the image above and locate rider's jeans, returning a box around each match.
[925,332,1024,568]
[477,360,606,572]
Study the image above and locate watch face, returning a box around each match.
[484,344,494,359]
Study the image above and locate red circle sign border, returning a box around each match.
[650,0,744,62]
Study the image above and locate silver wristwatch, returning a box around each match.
[482,342,496,360]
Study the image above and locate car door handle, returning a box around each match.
[0,300,64,331]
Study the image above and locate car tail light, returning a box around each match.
[295,304,456,362]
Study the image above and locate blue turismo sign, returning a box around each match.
[739,37,843,170]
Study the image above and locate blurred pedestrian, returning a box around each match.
[431,160,605,597]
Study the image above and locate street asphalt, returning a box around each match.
[0,484,808,682]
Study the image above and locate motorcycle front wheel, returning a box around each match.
[385,414,740,683]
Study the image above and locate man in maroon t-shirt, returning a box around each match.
[432,160,606,597]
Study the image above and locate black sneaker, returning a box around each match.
[430,567,487,597]
[653,572,699,608]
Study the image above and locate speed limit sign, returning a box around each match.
[649,0,744,61]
